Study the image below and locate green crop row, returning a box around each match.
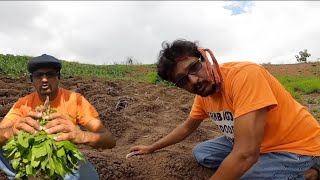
[277,76,320,99]
[0,54,169,85]
[1,54,320,95]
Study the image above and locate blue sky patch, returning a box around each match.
[223,1,255,15]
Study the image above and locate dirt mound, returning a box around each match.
[0,75,214,180]
[0,62,319,179]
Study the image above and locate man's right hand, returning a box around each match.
[129,145,155,156]
[128,116,202,158]
[12,111,42,135]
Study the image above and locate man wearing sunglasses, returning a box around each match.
[0,54,116,180]
[130,40,320,179]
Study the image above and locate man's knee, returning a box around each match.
[0,150,15,178]
[192,143,205,164]
[64,160,99,180]
[192,141,231,169]
[78,160,99,180]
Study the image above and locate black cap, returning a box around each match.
[27,54,62,73]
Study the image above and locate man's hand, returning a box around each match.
[128,116,202,157]
[129,145,155,155]
[305,168,319,180]
[12,111,42,135]
[44,112,85,144]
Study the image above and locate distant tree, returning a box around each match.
[126,56,133,65]
[124,56,141,65]
[295,49,311,63]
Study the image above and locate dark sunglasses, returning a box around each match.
[174,57,202,88]
[31,71,59,79]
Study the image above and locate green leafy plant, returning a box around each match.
[3,97,85,179]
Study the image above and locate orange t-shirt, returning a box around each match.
[4,88,99,126]
[191,62,320,156]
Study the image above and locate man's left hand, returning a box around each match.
[44,112,85,144]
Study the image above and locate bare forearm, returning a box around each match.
[0,128,14,146]
[210,152,258,180]
[81,131,116,149]
[150,123,195,151]
[210,108,266,179]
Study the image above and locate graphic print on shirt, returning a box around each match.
[208,111,234,143]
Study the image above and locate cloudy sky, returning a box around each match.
[0,1,319,65]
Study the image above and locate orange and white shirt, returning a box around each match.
[4,88,99,126]
[191,62,320,156]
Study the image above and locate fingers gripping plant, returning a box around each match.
[3,96,85,179]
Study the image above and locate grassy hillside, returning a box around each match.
[0,54,171,85]
[1,53,319,97]
[0,54,320,91]
[1,53,320,118]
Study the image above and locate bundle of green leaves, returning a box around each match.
[3,98,85,179]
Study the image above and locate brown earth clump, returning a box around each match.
[0,62,319,180]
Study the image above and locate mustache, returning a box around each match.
[194,80,208,92]
[194,80,217,95]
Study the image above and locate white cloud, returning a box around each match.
[0,1,319,65]
[217,1,320,64]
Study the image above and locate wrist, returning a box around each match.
[149,144,157,152]
[77,131,88,144]
[6,128,14,140]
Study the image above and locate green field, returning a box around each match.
[277,76,320,99]
[1,54,319,92]
[0,54,172,85]
[1,53,320,118]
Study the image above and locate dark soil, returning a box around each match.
[0,62,319,180]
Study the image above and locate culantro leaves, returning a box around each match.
[3,96,85,179]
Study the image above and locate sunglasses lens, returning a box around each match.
[32,71,58,79]
[190,61,202,74]
[46,71,58,78]
[32,72,43,79]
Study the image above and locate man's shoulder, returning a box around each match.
[59,88,81,96]
[59,88,84,101]
[220,61,265,76]
[11,91,37,108]
[221,61,261,70]
[18,91,37,102]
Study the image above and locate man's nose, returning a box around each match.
[40,75,49,81]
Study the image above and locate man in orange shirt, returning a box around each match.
[0,54,116,180]
[130,39,320,179]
